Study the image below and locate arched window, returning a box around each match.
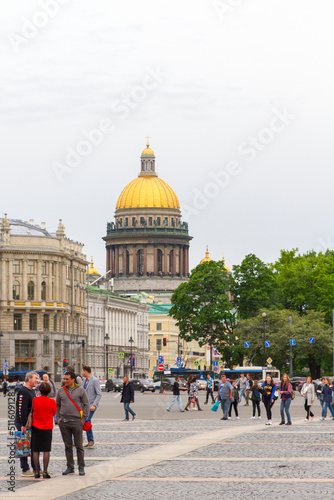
[13,280,20,300]
[157,249,163,273]
[41,281,46,301]
[137,249,144,274]
[28,281,34,300]
[169,250,174,273]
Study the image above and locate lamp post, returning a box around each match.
[104,334,109,381]
[129,336,134,377]
[261,312,269,367]
[289,315,293,378]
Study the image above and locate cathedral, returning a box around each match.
[104,140,192,298]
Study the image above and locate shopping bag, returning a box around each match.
[15,431,31,458]
[211,399,220,412]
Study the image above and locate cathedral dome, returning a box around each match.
[116,176,180,210]
[87,257,99,275]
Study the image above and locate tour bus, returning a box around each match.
[219,366,280,381]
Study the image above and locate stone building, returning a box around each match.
[86,280,149,379]
[0,215,87,381]
[103,140,192,296]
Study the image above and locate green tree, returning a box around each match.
[230,254,281,319]
[236,309,332,378]
[169,260,238,362]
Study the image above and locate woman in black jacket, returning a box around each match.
[121,377,136,421]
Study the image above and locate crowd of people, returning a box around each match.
[166,372,334,426]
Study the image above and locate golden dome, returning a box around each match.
[87,257,99,275]
[200,246,212,264]
[116,175,180,209]
[142,147,154,156]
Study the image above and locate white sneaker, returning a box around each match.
[236,416,240,419]
[228,417,231,419]
[258,416,261,419]
[268,420,272,425]
[250,416,255,419]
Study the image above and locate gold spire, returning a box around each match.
[200,246,212,264]
[142,137,154,156]
[146,135,150,147]
[87,257,99,275]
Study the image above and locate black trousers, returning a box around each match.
[59,420,85,468]
[304,399,314,419]
[228,400,238,417]
[252,400,261,417]
[263,399,273,420]
[205,388,215,403]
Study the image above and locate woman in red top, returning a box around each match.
[31,382,57,479]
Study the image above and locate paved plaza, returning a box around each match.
[1,391,334,499]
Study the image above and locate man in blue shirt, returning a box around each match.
[204,374,215,404]
[219,375,232,420]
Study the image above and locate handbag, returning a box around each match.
[25,400,35,430]
[15,431,31,457]
[63,387,91,430]
[211,399,220,412]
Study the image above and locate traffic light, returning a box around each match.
[163,338,167,347]
[63,359,67,368]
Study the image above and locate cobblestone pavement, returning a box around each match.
[1,395,334,499]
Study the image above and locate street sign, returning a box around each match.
[63,370,66,375]
[205,361,210,367]
[108,368,113,374]
[158,364,164,371]
[218,360,223,367]
[213,361,218,372]
[290,339,295,346]
[213,349,221,357]
[118,352,124,359]
[309,337,315,344]
[265,341,271,347]
[176,357,182,368]
[158,356,164,364]
[244,342,250,348]
[267,357,272,364]
[213,366,218,372]
[193,360,199,367]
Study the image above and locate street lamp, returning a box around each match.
[0,333,3,374]
[260,312,269,367]
[104,334,110,381]
[129,336,134,377]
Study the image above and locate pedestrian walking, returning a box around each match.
[2,378,8,397]
[56,371,89,476]
[249,379,261,419]
[204,374,215,405]
[228,380,239,419]
[81,365,102,448]
[219,375,232,420]
[15,380,22,394]
[301,376,315,422]
[316,377,326,410]
[260,375,277,425]
[319,377,334,421]
[15,371,40,476]
[167,376,187,412]
[121,376,136,421]
[245,373,253,405]
[279,373,293,425]
[185,376,202,411]
[31,382,57,479]
[237,373,247,405]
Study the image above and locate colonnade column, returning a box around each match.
[154,246,158,275]
[123,246,127,275]
[173,245,176,275]
[179,246,184,276]
[143,246,147,274]
[115,246,119,276]
[132,246,136,274]
[184,246,189,276]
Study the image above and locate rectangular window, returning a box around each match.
[14,313,22,331]
[156,339,162,351]
[64,341,70,359]
[52,263,55,276]
[157,217,161,226]
[156,323,162,331]
[124,217,128,227]
[148,217,153,226]
[43,314,49,331]
[41,262,47,274]
[29,313,37,331]
[132,217,136,226]
[13,260,20,273]
[119,218,122,227]
[43,338,49,355]
[54,315,57,331]
[28,261,35,274]
[140,217,145,226]
[15,340,35,358]
[54,340,61,358]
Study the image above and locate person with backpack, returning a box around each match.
[319,377,334,421]
[279,373,293,425]
[249,379,261,419]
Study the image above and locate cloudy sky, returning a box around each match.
[1,0,334,272]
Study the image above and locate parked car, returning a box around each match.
[297,379,321,392]
[196,379,207,390]
[99,379,106,392]
[132,379,155,393]
[290,376,306,391]
[106,378,124,392]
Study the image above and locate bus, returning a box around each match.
[153,368,221,390]
[219,366,280,381]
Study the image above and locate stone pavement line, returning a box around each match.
[110,478,334,483]
[5,422,270,500]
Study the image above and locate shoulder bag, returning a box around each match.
[63,387,92,431]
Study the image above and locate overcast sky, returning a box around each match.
[1,0,334,273]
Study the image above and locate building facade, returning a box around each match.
[0,216,88,381]
[103,140,192,295]
[87,284,149,379]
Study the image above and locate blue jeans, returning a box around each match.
[238,388,246,404]
[280,398,292,423]
[167,395,182,411]
[221,399,231,418]
[86,409,95,442]
[124,402,136,420]
[322,401,334,418]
